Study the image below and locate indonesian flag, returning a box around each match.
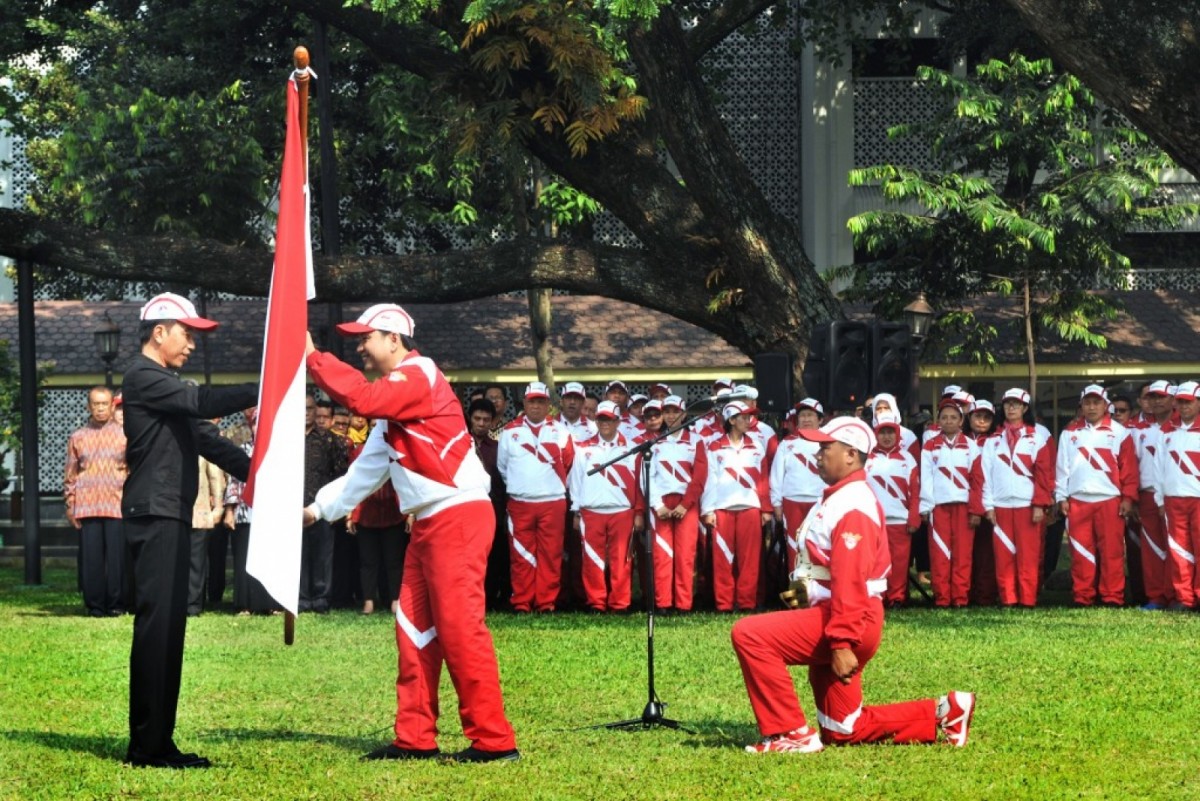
[245,70,316,615]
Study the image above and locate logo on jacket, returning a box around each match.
[388,371,407,382]
[841,532,862,550]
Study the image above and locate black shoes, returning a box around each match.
[124,749,212,769]
[443,747,521,763]
[362,743,440,761]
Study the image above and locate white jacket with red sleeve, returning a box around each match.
[496,416,575,502]
[1154,417,1200,504]
[797,469,890,650]
[979,424,1056,510]
[865,444,921,528]
[698,434,771,515]
[647,428,706,512]
[1055,416,1139,504]
[567,433,642,512]
[307,349,489,520]
[919,433,981,514]
[1134,419,1163,496]
[769,434,825,508]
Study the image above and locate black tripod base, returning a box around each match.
[595,700,690,732]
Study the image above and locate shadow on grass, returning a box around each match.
[200,728,378,751]
[0,729,126,760]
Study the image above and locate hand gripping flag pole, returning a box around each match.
[244,47,318,645]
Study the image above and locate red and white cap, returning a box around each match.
[523,381,550,400]
[799,415,877,453]
[722,400,751,420]
[605,380,628,394]
[649,382,672,396]
[941,384,962,398]
[630,393,649,405]
[560,381,586,398]
[795,398,824,416]
[951,390,974,408]
[1002,388,1031,405]
[643,399,663,414]
[713,377,734,391]
[139,292,218,331]
[874,411,901,432]
[662,395,685,410]
[970,399,995,415]
[1175,380,1200,401]
[1080,384,1107,401]
[335,303,415,337]
[938,396,964,412]
[596,400,621,419]
[1145,380,1172,397]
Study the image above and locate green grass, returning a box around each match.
[1,567,1197,800]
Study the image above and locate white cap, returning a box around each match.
[970,399,995,415]
[799,415,877,454]
[1169,384,1180,397]
[596,400,621,419]
[1175,380,1199,401]
[795,398,824,416]
[874,411,901,431]
[1002,388,1031,405]
[523,381,549,400]
[335,303,415,337]
[561,381,586,398]
[662,395,685,410]
[630,393,649,405]
[952,390,974,407]
[733,384,759,401]
[605,380,628,394]
[722,401,750,420]
[649,382,672,395]
[713,377,734,390]
[941,384,962,397]
[1080,384,1107,401]
[1145,380,1172,397]
[139,292,217,331]
[643,399,663,413]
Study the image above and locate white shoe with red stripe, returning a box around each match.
[745,725,824,754]
[939,691,976,747]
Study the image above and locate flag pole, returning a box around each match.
[283,44,311,647]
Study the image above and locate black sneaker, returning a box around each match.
[124,749,212,769]
[362,743,440,761]
[442,747,520,763]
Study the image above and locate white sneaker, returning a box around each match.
[745,726,824,754]
[939,691,976,747]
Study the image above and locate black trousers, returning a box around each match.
[187,527,211,615]
[79,517,125,614]
[206,525,232,606]
[356,524,407,604]
[231,522,279,614]
[124,516,191,758]
[299,520,334,611]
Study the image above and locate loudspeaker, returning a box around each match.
[752,352,793,413]
[801,325,828,405]
[871,321,915,411]
[827,321,871,412]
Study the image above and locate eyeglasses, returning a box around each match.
[1113,407,1132,415]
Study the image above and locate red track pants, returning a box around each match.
[780,499,817,574]
[884,523,912,606]
[991,507,1045,607]
[1067,496,1125,605]
[650,494,700,611]
[929,503,973,607]
[1137,490,1172,606]
[393,500,516,752]
[579,508,635,612]
[732,601,938,743]
[507,498,566,612]
[712,508,764,611]
[1164,495,1200,607]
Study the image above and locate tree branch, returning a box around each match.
[686,0,782,61]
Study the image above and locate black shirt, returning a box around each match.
[122,354,257,522]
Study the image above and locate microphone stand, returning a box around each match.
[585,399,719,732]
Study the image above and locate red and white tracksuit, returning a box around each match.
[647,429,706,611]
[699,433,772,611]
[567,433,642,612]
[1055,417,1139,605]
[769,434,825,573]
[308,348,515,754]
[618,413,645,442]
[1155,418,1200,607]
[497,417,575,612]
[920,433,981,606]
[978,424,1055,607]
[1133,420,1172,606]
[731,470,938,744]
[557,413,598,444]
[865,444,921,606]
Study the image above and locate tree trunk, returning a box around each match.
[1024,274,1037,403]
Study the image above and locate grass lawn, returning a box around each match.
[1,566,1197,801]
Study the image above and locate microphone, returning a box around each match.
[699,388,758,406]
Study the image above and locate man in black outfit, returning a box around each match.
[121,292,257,769]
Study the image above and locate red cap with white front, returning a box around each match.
[140,292,218,332]
[335,303,415,337]
[799,415,877,453]
[1002,388,1031,405]
[523,381,549,400]
[1145,380,1172,397]
[1080,384,1107,401]
[874,411,901,431]
[596,400,621,419]
[1175,380,1199,401]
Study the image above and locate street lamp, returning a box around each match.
[902,292,935,343]
[93,312,121,389]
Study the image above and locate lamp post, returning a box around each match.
[902,293,935,417]
[93,313,121,389]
